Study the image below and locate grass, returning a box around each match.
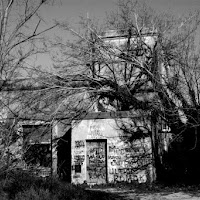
[1,169,200,200]
[0,169,118,200]
[90,180,200,197]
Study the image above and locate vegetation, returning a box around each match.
[0,169,117,200]
[1,0,200,188]
[0,0,56,173]
[49,0,200,183]
[1,170,199,200]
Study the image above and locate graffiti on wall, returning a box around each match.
[86,141,107,183]
[109,145,125,154]
[88,147,105,164]
[108,140,151,183]
[74,140,85,154]
[74,155,85,165]
[112,168,147,183]
[87,123,104,139]
[73,140,85,174]
[75,140,85,148]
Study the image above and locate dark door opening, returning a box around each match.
[57,128,71,182]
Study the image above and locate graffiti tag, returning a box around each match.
[75,140,85,148]
[74,155,85,165]
[88,124,104,139]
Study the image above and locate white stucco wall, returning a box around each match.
[71,117,153,185]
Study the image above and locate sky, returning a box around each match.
[41,0,200,24]
[34,0,200,70]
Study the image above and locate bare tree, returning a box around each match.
[0,0,57,173]
[48,0,200,182]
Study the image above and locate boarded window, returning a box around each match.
[22,124,51,168]
[75,165,81,173]
[24,143,51,167]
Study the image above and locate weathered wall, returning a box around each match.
[71,117,153,184]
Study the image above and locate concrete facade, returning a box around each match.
[5,112,157,184]
[71,113,154,185]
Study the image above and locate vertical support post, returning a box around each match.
[151,110,158,182]
[50,123,53,178]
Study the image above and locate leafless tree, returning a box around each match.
[0,0,57,173]
[47,0,200,182]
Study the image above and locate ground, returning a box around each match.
[86,183,200,200]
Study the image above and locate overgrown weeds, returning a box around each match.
[0,169,117,200]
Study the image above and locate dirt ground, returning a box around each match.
[87,186,200,200]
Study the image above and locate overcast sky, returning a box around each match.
[42,0,200,24]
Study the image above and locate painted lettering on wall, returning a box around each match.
[108,141,151,183]
[87,123,104,139]
[113,170,147,183]
[109,145,125,154]
[88,147,105,165]
[75,140,85,148]
[74,155,85,165]
[86,141,106,183]
[87,166,106,180]
[74,140,85,159]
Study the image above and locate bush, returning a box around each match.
[0,169,117,200]
[14,187,51,200]
[2,169,40,199]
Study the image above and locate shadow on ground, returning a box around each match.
[85,189,121,200]
[86,183,200,200]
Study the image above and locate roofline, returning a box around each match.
[1,111,151,122]
[100,32,158,40]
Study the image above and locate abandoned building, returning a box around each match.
[0,29,172,185]
[70,111,154,184]
[5,110,169,185]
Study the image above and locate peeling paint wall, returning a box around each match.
[71,117,154,185]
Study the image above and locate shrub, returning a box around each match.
[0,169,117,200]
[2,169,40,199]
[14,187,52,200]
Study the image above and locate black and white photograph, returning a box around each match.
[0,0,200,199]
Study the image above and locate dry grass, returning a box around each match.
[0,169,118,200]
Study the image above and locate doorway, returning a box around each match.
[57,128,71,182]
[86,140,107,184]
